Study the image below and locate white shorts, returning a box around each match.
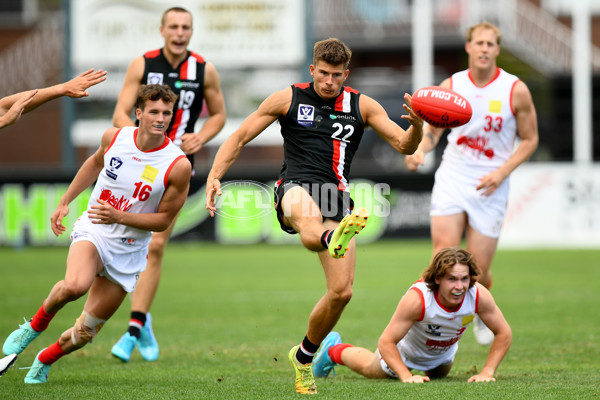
[70,218,148,293]
[430,162,509,238]
[376,346,455,377]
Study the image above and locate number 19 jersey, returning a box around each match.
[143,48,206,147]
[279,82,365,191]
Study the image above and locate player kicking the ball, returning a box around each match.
[405,22,538,346]
[1,85,190,384]
[206,38,423,394]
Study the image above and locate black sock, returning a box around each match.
[295,336,319,365]
[127,311,146,339]
[320,230,333,249]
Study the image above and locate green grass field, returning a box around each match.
[1,240,599,399]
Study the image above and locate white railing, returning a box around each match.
[0,12,64,97]
[459,0,600,74]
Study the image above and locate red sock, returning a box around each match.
[38,341,66,365]
[30,300,56,332]
[328,343,353,365]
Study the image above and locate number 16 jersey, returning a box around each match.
[279,82,365,191]
[84,127,187,254]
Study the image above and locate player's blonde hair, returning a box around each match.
[421,247,480,291]
[313,38,352,69]
[466,22,502,45]
[161,6,192,26]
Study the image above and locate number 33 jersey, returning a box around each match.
[84,126,187,253]
[279,82,365,191]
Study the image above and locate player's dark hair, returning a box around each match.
[161,7,192,26]
[313,38,352,69]
[136,84,177,110]
[421,247,480,291]
[466,21,501,45]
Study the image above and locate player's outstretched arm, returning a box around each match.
[28,69,107,114]
[467,283,512,382]
[113,57,145,128]
[0,89,37,129]
[205,87,290,216]
[378,289,429,383]
[0,69,106,130]
[180,62,227,155]
[50,128,115,236]
[360,93,423,155]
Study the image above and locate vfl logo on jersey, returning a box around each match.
[106,157,123,180]
[426,324,442,336]
[297,104,315,126]
[147,72,164,84]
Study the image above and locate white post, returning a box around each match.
[411,0,435,172]
[411,0,434,91]
[572,2,593,164]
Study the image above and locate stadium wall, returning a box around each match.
[1,164,599,249]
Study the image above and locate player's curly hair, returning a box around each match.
[421,247,480,291]
[136,84,178,110]
[313,38,352,69]
[466,21,502,45]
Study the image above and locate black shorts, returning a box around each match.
[274,179,354,234]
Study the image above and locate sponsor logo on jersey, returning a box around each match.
[330,113,356,122]
[488,100,502,113]
[297,104,315,126]
[99,189,132,212]
[462,315,474,326]
[175,80,200,89]
[141,165,159,184]
[121,238,136,245]
[168,72,179,78]
[106,157,123,180]
[147,72,164,84]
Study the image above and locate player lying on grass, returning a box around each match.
[313,247,512,383]
[1,84,190,384]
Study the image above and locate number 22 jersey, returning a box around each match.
[279,82,365,191]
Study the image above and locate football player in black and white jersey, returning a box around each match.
[206,38,423,394]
